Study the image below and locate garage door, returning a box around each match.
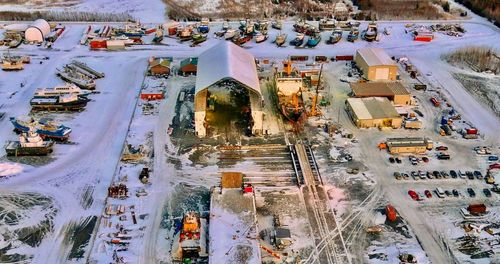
[375,68,389,80]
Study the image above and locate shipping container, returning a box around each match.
[335,55,354,61]
[290,55,308,62]
[314,56,328,62]
[466,128,478,134]
[89,39,107,49]
[414,35,433,42]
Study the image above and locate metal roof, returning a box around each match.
[195,41,261,97]
[356,48,396,67]
[347,97,399,120]
[350,82,409,96]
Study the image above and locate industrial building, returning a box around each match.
[386,137,433,154]
[194,41,263,137]
[345,97,402,128]
[25,19,50,43]
[355,48,398,81]
[349,82,411,105]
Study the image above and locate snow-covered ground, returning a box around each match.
[0,8,498,264]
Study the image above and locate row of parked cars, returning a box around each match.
[408,187,494,201]
[394,169,484,181]
[388,146,453,165]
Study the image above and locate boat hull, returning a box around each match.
[5,142,54,156]
[30,98,89,112]
[10,117,71,141]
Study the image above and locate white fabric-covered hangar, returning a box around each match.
[25,19,50,43]
[194,41,263,137]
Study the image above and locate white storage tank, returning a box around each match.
[25,19,50,43]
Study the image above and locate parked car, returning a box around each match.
[445,190,452,196]
[411,171,419,180]
[488,155,499,161]
[452,189,459,197]
[426,171,433,179]
[395,157,402,164]
[437,153,450,160]
[414,109,424,117]
[466,171,474,180]
[459,170,467,179]
[432,171,441,178]
[436,146,448,151]
[422,156,429,163]
[409,156,418,165]
[490,163,500,169]
[402,173,410,180]
[394,172,402,180]
[467,188,476,197]
[408,190,419,201]
[483,188,492,197]
[389,157,395,163]
[473,171,483,180]
[424,190,432,198]
[441,171,450,179]
[450,170,458,178]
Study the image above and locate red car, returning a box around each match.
[408,190,419,201]
[436,146,448,151]
[490,163,500,170]
[422,157,429,163]
[424,190,432,198]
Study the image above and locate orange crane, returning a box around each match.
[310,63,323,117]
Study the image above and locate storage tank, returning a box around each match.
[25,19,50,43]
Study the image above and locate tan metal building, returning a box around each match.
[355,48,398,81]
[386,137,433,154]
[349,82,411,105]
[345,97,402,128]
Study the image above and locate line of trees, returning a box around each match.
[351,0,443,20]
[0,10,133,22]
[455,0,499,27]
[444,46,500,74]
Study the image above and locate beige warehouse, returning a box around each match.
[349,82,411,105]
[355,48,398,81]
[345,97,402,128]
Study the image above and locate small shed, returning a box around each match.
[148,57,171,76]
[221,172,243,189]
[179,57,198,75]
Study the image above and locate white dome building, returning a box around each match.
[25,19,50,43]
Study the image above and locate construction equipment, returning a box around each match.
[310,63,323,117]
